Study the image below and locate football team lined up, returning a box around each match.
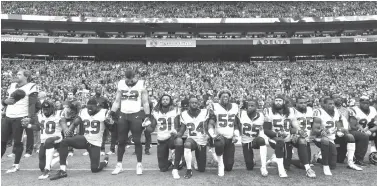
[2,69,377,181]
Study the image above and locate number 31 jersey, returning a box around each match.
[80,108,108,147]
[153,108,179,141]
[38,110,63,144]
[181,109,209,145]
[213,103,239,139]
[239,111,264,144]
[263,107,297,142]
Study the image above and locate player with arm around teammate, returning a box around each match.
[144,93,184,179]
[207,89,240,177]
[50,98,113,180]
[22,100,71,179]
[348,95,377,165]
[180,96,210,179]
[239,99,268,176]
[311,97,362,176]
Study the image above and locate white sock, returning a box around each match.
[60,165,66,171]
[323,165,330,170]
[13,164,19,168]
[347,143,356,163]
[276,158,284,171]
[217,155,224,166]
[304,164,310,171]
[371,144,377,153]
[184,148,192,170]
[51,157,60,167]
[259,145,267,168]
[45,148,55,170]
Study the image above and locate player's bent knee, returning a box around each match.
[321,137,330,145]
[184,142,192,149]
[255,137,265,146]
[214,139,225,148]
[275,139,284,148]
[344,134,355,143]
[174,138,183,146]
[297,138,307,145]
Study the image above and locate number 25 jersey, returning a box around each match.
[38,110,63,144]
[213,103,239,139]
[239,110,264,144]
[80,108,108,147]
[181,109,209,145]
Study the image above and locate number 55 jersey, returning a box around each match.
[38,110,64,144]
[212,103,239,139]
[180,109,209,145]
[80,108,108,147]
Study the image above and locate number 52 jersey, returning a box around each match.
[38,110,63,144]
[181,109,209,145]
[80,108,108,147]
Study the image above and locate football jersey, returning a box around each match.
[294,107,314,137]
[153,108,180,141]
[181,109,209,145]
[349,106,377,129]
[80,108,108,147]
[213,103,239,139]
[6,82,38,118]
[239,110,264,144]
[38,110,63,144]
[263,107,297,142]
[118,80,145,114]
[313,108,348,141]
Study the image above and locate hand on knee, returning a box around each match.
[297,138,307,145]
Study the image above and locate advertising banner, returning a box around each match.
[253,38,290,45]
[49,38,88,44]
[146,39,196,47]
[1,35,35,42]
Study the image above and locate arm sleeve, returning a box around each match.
[28,92,38,124]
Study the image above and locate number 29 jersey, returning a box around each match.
[38,110,63,144]
[239,110,264,144]
[212,103,239,139]
[153,108,180,141]
[80,108,108,147]
[181,109,209,145]
[263,107,297,142]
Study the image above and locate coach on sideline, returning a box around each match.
[1,70,39,173]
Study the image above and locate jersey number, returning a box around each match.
[218,114,235,128]
[121,90,139,101]
[325,121,335,129]
[273,119,291,133]
[83,120,100,134]
[186,122,204,136]
[40,120,56,135]
[298,117,313,131]
[242,123,260,137]
[159,118,173,131]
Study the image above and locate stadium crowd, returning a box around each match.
[2,1,377,18]
[2,58,377,109]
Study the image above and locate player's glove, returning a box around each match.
[170,129,177,137]
[320,128,329,137]
[298,130,308,138]
[277,131,289,138]
[64,130,74,138]
[21,117,31,128]
[365,130,372,136]
[105,116,114,125]
[232,135,238,144]
[213,134,223,141]
[142,117,151,127]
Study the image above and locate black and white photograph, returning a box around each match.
[1,0,377,185]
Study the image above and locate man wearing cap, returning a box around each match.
[1,70,39,173]
[110,68,151,175]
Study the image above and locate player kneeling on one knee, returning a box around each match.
[208,90,240,177]
[50,98,114,181]
[22,101,71,180]
[179,96,210,179]
[239,99,268,177]
[144,93,184,179]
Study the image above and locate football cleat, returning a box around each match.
[24,153,32,158]
[145,149,151,155]
[278,168,288,178]
[106,151,115,155]
[68,152,74,157]
[369,152,377,165]
[100,151,105,156]
[50,170,67,180]
[184,169,193,179]
[6,165,19,173]
[354,159,367,167]
[7,153,15,158]
[112,163,123,175]
[136,163,143,175]
[306,168,316,178]
[323,166,332,176]
[104,156,109,166]
[347,162,362,171]
[172,169,180,179]
[83,152,89,156]
[260,166,268,177]
[266,154,277,167]
[38,169,50,180]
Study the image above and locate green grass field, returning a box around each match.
[2,144,377,186]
